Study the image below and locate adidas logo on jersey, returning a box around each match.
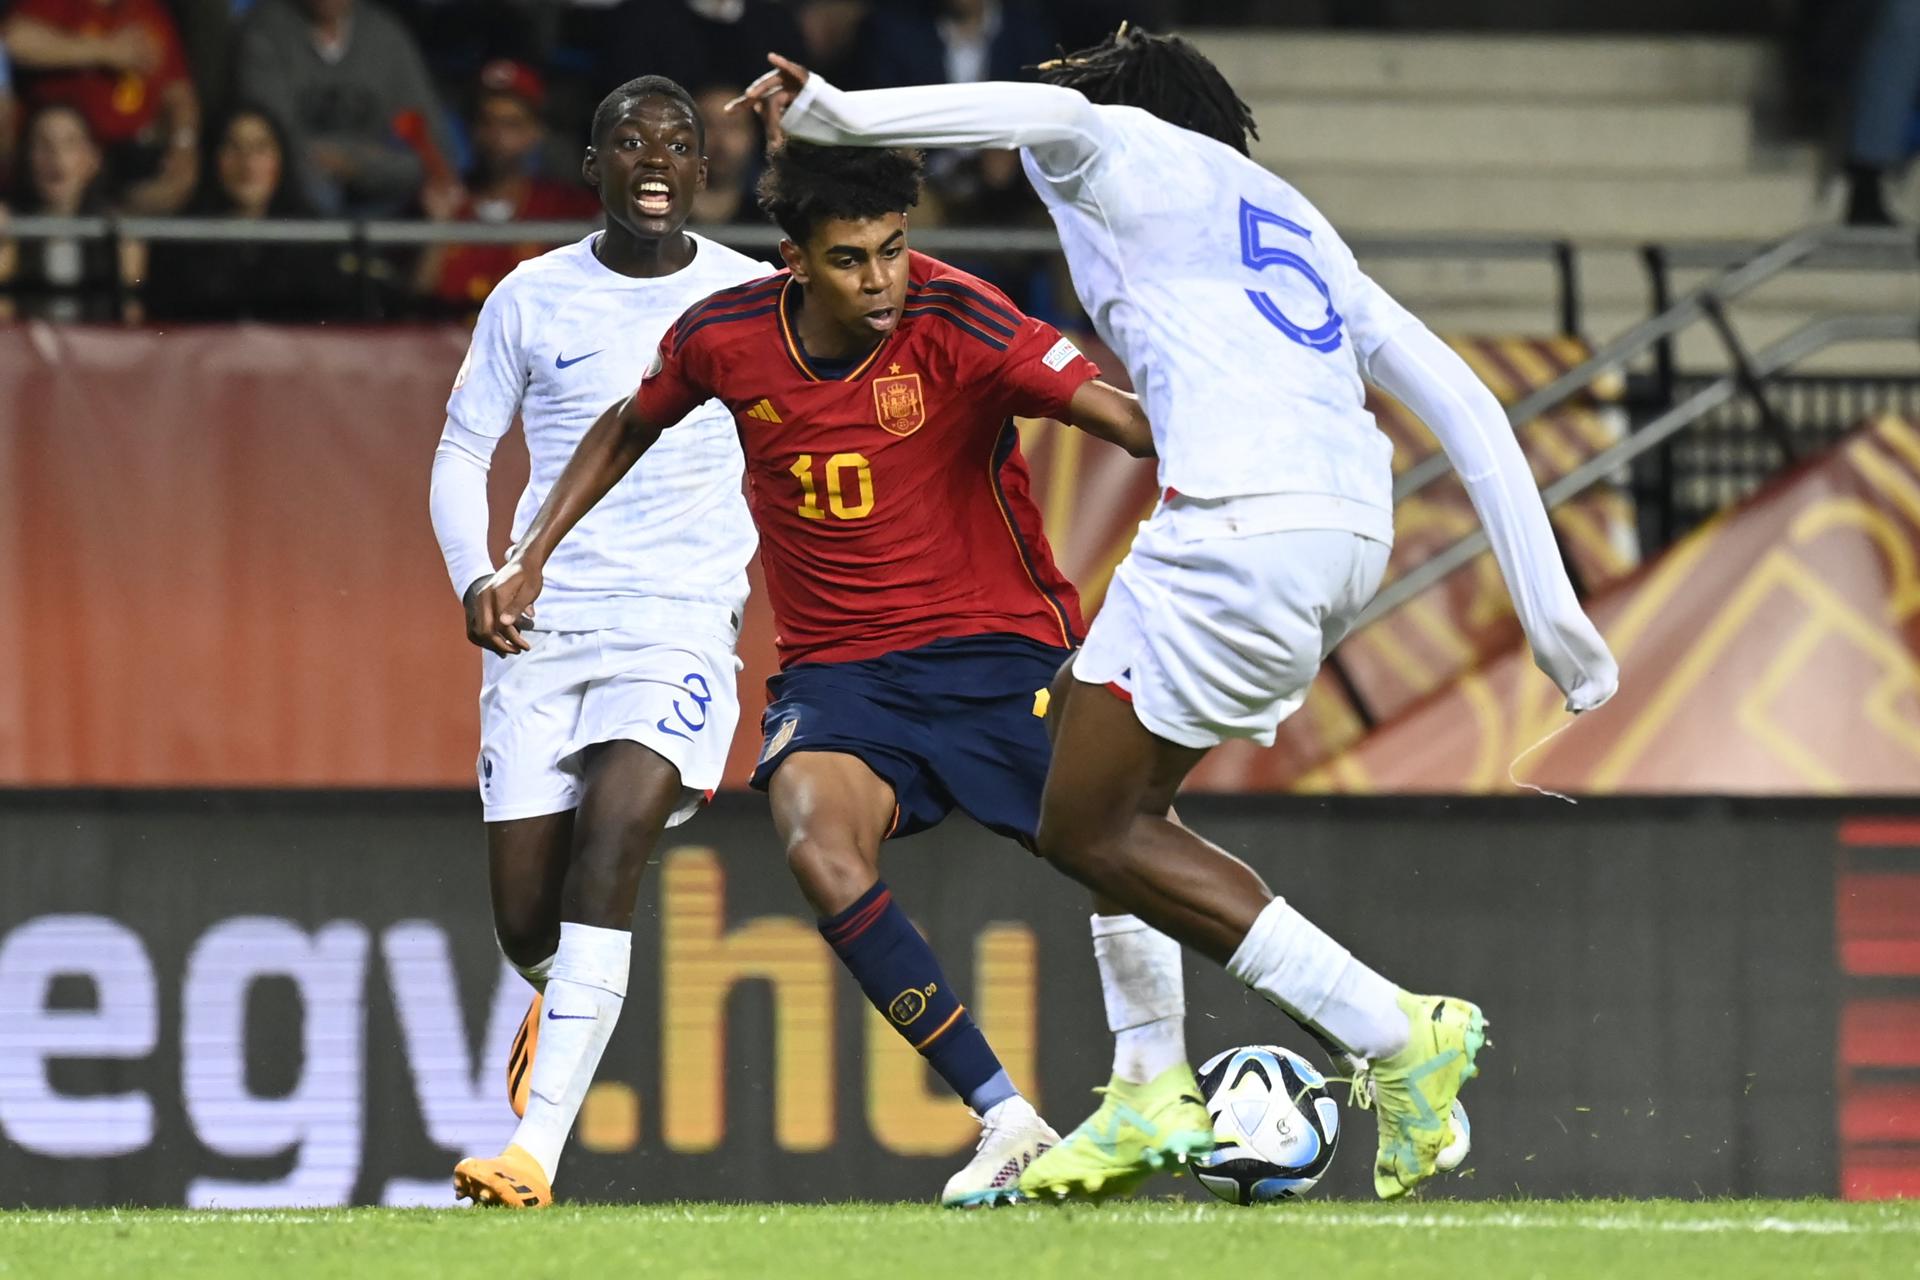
[746,398,783,423]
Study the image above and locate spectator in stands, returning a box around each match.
[793,0,869,87]
[1,0,200,213]
[1049,1,1172,55]
[0,45,17,196]
[143,105,360,320]
[414,59,599,311]
[689,82,763,226]
[1843,0,1920,224]
[0,104,142,320]
[853,0,1054,92]
[606,0,805,93]
[853,0,1053,224]
[235,0,456,215]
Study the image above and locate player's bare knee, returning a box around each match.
[1033,808,1124,884]
[784,833,877,915]
[493,913,559,971]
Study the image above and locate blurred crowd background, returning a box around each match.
[0,0,1916,322]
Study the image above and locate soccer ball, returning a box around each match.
[1192,1045,1340,1205]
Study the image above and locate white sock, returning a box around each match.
[502,942,555,995]
[1226,898,1408,1061]
[1091,914,1188,1085]
[979,1094,1038,1130]
[508,922,629,1183]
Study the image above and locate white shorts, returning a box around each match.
[1074,496,1391,749]
[477,606,743,825]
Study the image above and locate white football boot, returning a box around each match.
[939,1096,1060,1208]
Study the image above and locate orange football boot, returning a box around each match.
[453,1144,552,1208]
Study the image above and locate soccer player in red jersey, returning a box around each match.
[473,141,1187,1206]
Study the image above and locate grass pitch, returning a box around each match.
[2,1200,1915,1280]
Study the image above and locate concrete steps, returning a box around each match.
[1253,99,1752,173]
[1361,252,1920,316]
[1407,304,1920,374]
[1287,167,1817,242]
[1178,31,1914,376]
[1192,33,1778,102]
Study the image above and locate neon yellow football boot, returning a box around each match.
[1352,991,1488,1199]
[1017,1063,1215,1202]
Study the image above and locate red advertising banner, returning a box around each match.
[1311,417,1920,794]
[3,323,1631,789]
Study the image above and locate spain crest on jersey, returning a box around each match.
[872,372,926,437]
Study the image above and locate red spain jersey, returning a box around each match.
[636,252,1095,668]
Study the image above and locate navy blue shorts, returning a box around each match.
[749,634,1070,844]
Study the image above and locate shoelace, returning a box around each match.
[1328,1056,1376,1112]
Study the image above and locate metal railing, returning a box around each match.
[1352,226,1920,633]
[0,216,1586,336]
[1388,225,1920,507]
[1652,372,1920,542]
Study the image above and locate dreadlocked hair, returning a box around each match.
[1037,23,1257,156]
[756,141,924,245]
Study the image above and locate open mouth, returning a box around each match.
[864,305,898,331]
[635,180,672,217]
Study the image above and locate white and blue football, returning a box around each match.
[1192,1045,1340,1205]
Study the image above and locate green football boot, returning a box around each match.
[1351,990,1488,1199]
[1017,1063,1216,1202]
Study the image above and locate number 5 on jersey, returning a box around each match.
[791,452,875,521]
[1239,198,1345,353]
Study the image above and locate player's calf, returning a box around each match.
[817,880,1022,1121]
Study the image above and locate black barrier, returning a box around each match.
[0,792,1879,1206]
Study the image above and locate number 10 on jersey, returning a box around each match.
[791,452,875,521]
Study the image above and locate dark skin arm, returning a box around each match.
[471,394,664,654]
[1061,377,1156,458]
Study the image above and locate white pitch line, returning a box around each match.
[1249,1210,1910,1236]
[2,1207,1915,1236]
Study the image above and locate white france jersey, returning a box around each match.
[780,77,1422,542]
[1023,108,1415,538]
[446,233,763,630]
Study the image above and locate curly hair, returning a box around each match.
[1037,23,1257,156]
[592,75,703,151]
[756,141,924,245]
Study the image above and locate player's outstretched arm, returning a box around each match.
[1364,323,1619,712]
[735,54,1105,173]
[429,422,503,644]
[1061,378,1156,458]
[472,395,665,655]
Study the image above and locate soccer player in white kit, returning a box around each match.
[742,26,1620,1202]
[428,76,766,1208]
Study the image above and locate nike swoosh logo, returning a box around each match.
[546,1010,596,1021]
[555,350,604,369]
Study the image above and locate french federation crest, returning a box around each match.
[872,372,926,437]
